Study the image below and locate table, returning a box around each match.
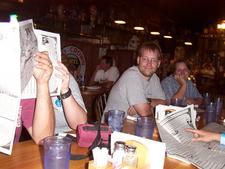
[81,87,109,122]
[0,139,196,169]
[0,119,197,169]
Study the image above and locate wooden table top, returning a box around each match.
[0,139,196,169]
[0,119,197,169]
[80,86,109,96]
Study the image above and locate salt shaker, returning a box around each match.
[112,141,125,169]
[123,145,138,168]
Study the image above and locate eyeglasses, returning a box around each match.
[140,57,159,64]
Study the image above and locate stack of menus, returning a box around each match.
[0,19,61,155]
[155,105,225,169]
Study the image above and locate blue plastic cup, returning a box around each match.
[135,116,155,139]
[108,110,125,132]
[215,97,223,118]
[44,136,72,169]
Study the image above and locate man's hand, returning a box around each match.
[33,52,53,85]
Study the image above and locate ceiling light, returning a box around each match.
[150,31,160,35]
[184,42,192,45]
[114,20,126,24]
[163,35,172,39]
[134,26,144,31]
[217,20,225,29]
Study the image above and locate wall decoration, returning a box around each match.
[62,45,86,84]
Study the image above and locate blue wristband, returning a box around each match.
[220,133,225,145]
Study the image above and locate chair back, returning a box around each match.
[94,93,108,122]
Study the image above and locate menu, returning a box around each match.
[0,19,61,155]
[155,105,225,169]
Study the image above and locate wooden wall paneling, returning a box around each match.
[107,49,135,74]
[61,38,100,85]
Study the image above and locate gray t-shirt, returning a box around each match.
[52,74,87,134]
[103,66,165,119]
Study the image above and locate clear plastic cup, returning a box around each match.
[44,136,72,169]
[215,97,223,119]
[135,116,155,139]
[205,102,216,124]
[108,110,125,132]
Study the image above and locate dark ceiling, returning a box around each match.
[1,0,225,32]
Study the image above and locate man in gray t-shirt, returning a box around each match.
[102,42,166,121]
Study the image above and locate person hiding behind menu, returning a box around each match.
[161,60,203,106]
[89,55,119,89]
[102,42,166,122]
[15,52,87,144]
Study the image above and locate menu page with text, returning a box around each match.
[0,19,61,155]
[156,105,225,169]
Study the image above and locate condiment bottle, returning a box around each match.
[112,141,125,169]
[123,145,138,168]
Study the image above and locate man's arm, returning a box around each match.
[55,61,87,130]
[27,52,55,144]
[128,103,153,117]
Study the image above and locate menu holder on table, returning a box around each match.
[110,132,166,169]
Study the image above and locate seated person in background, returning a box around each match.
[161,60,203,106]
[53,61,87,133]
[89,55,119,89]
[186,128,224,144]
[15,52,55,144]
[102,42,166,122]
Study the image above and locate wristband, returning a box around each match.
[60,88,72,100]
[220,133,225,145]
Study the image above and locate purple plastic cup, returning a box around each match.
[135,116,155,139]
[44,136,72,169]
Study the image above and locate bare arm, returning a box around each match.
[28,52,55,144]
[128,103,153,117]
[172,75,187,99]
[186,128,221,142]
[55,61,87,130]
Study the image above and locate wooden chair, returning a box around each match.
[94,93,108,122]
